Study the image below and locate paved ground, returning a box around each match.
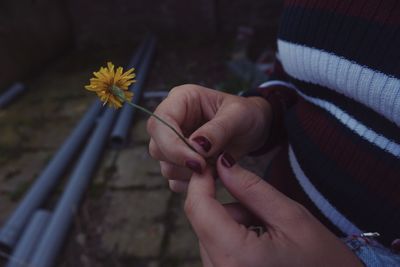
[0,40,273,267]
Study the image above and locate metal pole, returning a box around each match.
[29,108,117,267]
[110,35,157,148]
[0,101,103,250]
[143,90,168,100]
[126,34,152,69]
[0,83,26,109]
[5,210,51,267]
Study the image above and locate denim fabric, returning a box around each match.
[344,236,400,266]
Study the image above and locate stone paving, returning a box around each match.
[0,42,273,267]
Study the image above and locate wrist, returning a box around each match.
[246,84,298,156]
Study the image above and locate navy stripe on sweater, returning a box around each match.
[289,77,400,145]
[285,0,400,25]
[286,102,400,245]
[279,6,400,78]
[293,100,400,202]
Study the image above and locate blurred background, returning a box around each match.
[0,0,282,266]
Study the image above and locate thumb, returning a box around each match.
[185,166,245,252]
[216,153,298,225]
[188,101,249,158]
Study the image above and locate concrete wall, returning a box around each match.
[68,0,217,48]
[68,0,282,47]
[0,0,72,90]
[0,0,282,87]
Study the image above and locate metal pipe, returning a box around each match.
[5,210,51,267]
[28,38,153,267]
[0,83,26,109]
[143,90,169,100]
[29,108,117,267]
[127,34,152,69]
[110,35,157,148]
[0,101,103,250]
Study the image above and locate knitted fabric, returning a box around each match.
[253,0,400,246]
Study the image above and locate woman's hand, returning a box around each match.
[184,154,363,267]
[147,84,271,192]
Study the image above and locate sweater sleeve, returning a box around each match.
[343,235,400,267]
[242,56,299,155]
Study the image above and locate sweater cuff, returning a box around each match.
[343,235,400,266]
[244,80,298,156]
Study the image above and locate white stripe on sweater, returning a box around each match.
[288,145,363,235]
[259,81,400,158]
[297,88,400,158]
[259,80,400,158]
[277,39,400,127]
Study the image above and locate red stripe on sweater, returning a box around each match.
[294,99,400,206]
[284,0,400,25]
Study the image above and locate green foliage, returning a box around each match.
[215,73,252,95]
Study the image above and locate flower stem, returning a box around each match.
[111,85,199,156]
[124,101,198,153]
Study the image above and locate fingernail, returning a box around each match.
[185,160,202,174]
[391,239,400,252]
[192,136,212,153]
[221,152,235,168]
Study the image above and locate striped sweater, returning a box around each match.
[253,0,400,247]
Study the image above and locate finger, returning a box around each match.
[160,161,192,181]
[188,96,271,158]
[188,99,249,157]
[146,90,206,173]
[147,114,205,173]
[185,166,246,252]
[223,203,263,227]
[199,241,214,267]
[148,138,166,161]
[217,153,298,225]
[151,142,195,180]
[168,180,189,193]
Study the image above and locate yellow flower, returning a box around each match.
[85,62,136,108]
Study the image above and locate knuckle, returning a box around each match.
[160,163,174,179]
[148,140,159,159]
[169,183,180,193]
[230,99,248,112]
[146,117,156,134]
[169,84,190,95]
[168,86,182,96]
[169,180,187,193]
[169,84,201,97]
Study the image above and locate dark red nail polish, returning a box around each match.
[185,160,202,174]
[391,239,400,252]
[221,152,235,168]
[193,136,212,153]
